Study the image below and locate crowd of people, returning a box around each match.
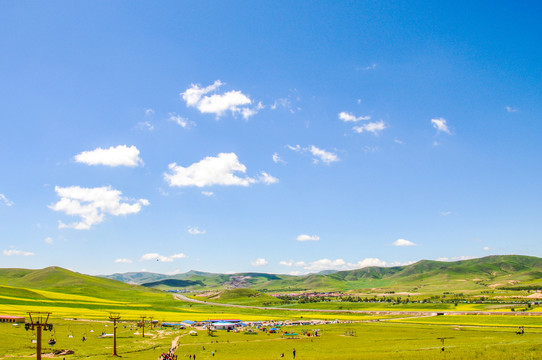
[159,351,177,360]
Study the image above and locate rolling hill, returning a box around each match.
[101,255,542,293]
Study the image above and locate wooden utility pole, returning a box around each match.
[149,317,153,330]
[140,316,146,337]
[25,312,52,360]
[109,313,121,356]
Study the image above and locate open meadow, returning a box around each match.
[2,284,542,359]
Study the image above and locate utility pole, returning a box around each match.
[109,313,121,356]
[149,317,153,330]
[140,316,146,337]
[25,312,52,360]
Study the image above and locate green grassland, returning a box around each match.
[2,261,542,359]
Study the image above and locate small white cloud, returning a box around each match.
[279,260,294,267]
[338,112,371,122]
[145,108,155,116]
[440,211,452,216]
[50,185,149,230]
[181,80,259,119]
[114,258,133,263]
[44,237,53,245]
[353,121,386,135]
[483,246,492,251]
[431,118,452,135]
[364,63,377,70]
[250,258,268,266]
[140,252,187,262]
[0,194,14,207]
[164,152,276,188]
[271,98,291,110]
[309,146,339,164]
[436,255,472,262]
[505,106,517,113]
[3,248,34,256]
[272,152,286,164]
[75,145,144,167]
[137,121,154,131]
[168,113,195,129]
[394,139,404,145]
[357,99,362,104]
[393,238,417,247]
[188,227,206,235]
[296,234,320,242]
[285,257,388,273]
[258,172,279,185]
[201,191,214,197]
[286,144,302,152]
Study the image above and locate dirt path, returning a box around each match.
[173,294,542,317]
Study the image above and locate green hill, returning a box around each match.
[103,255,542,293]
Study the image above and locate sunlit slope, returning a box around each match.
[109,255,542,292]
[0,266,163,301]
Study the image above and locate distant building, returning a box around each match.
[0,315,25,323]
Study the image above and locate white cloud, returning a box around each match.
[338,112,371,122]
[44,237,53,245]
[309,146,339,164]
[188,227,206,235]
[181,80,259,119]
[137,121,154,131]
[483,246,493,251]
[393,238,417,247]
[394,139,404,145]
[145,108,155,116]
[114,258,132,263]
[50,186,149,230]
[440,211,452,216]
[3,248,34,256]
[505,106,517,113]
[272,152,286,164]
[75,145,144,167]
[201,191,214,197]
[279,260,294,267]
[296,234,320,242]
[271,98,291,110]
[436,255,473,262]
[164,152,277,187]
[286,144,302,152]
[431,118,451,135]
[250,258,268,266]
[279,257,388,273]
[353,121,386,135]
[168,113,195,129]
[364,63,377,70]
[140,252,187,262]
[0,194,14,207]
[258,172,279,185]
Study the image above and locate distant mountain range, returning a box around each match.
[100,255,542,292]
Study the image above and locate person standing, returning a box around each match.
[293,348,296,359]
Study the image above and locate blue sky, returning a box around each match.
[1,1,541,275]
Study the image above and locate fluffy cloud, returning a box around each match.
[188,227,206,235]
[436,255,472,262]
[272,152,286,164]
[201,191,214,197]
[75,145,144,167]
[164,153,277,188]
[140,253,187,262]
[393,238,417,247]
[431,118,451,134]
[353,121,386,135]
[168,113,195,128]
[49,186,149,230]
[44,237,53,245]
[296,234,320,242]
[338,112,371,122]
[114,258,132,263]
[137,121,154,131]
[287,145,339,165]
[279,257,388,272]
[250,258,268,266]
[309,146,339,164]
[181,80,261,119]
[145,108,155,116]
[0,194,14,206]
[3,248,34,256]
